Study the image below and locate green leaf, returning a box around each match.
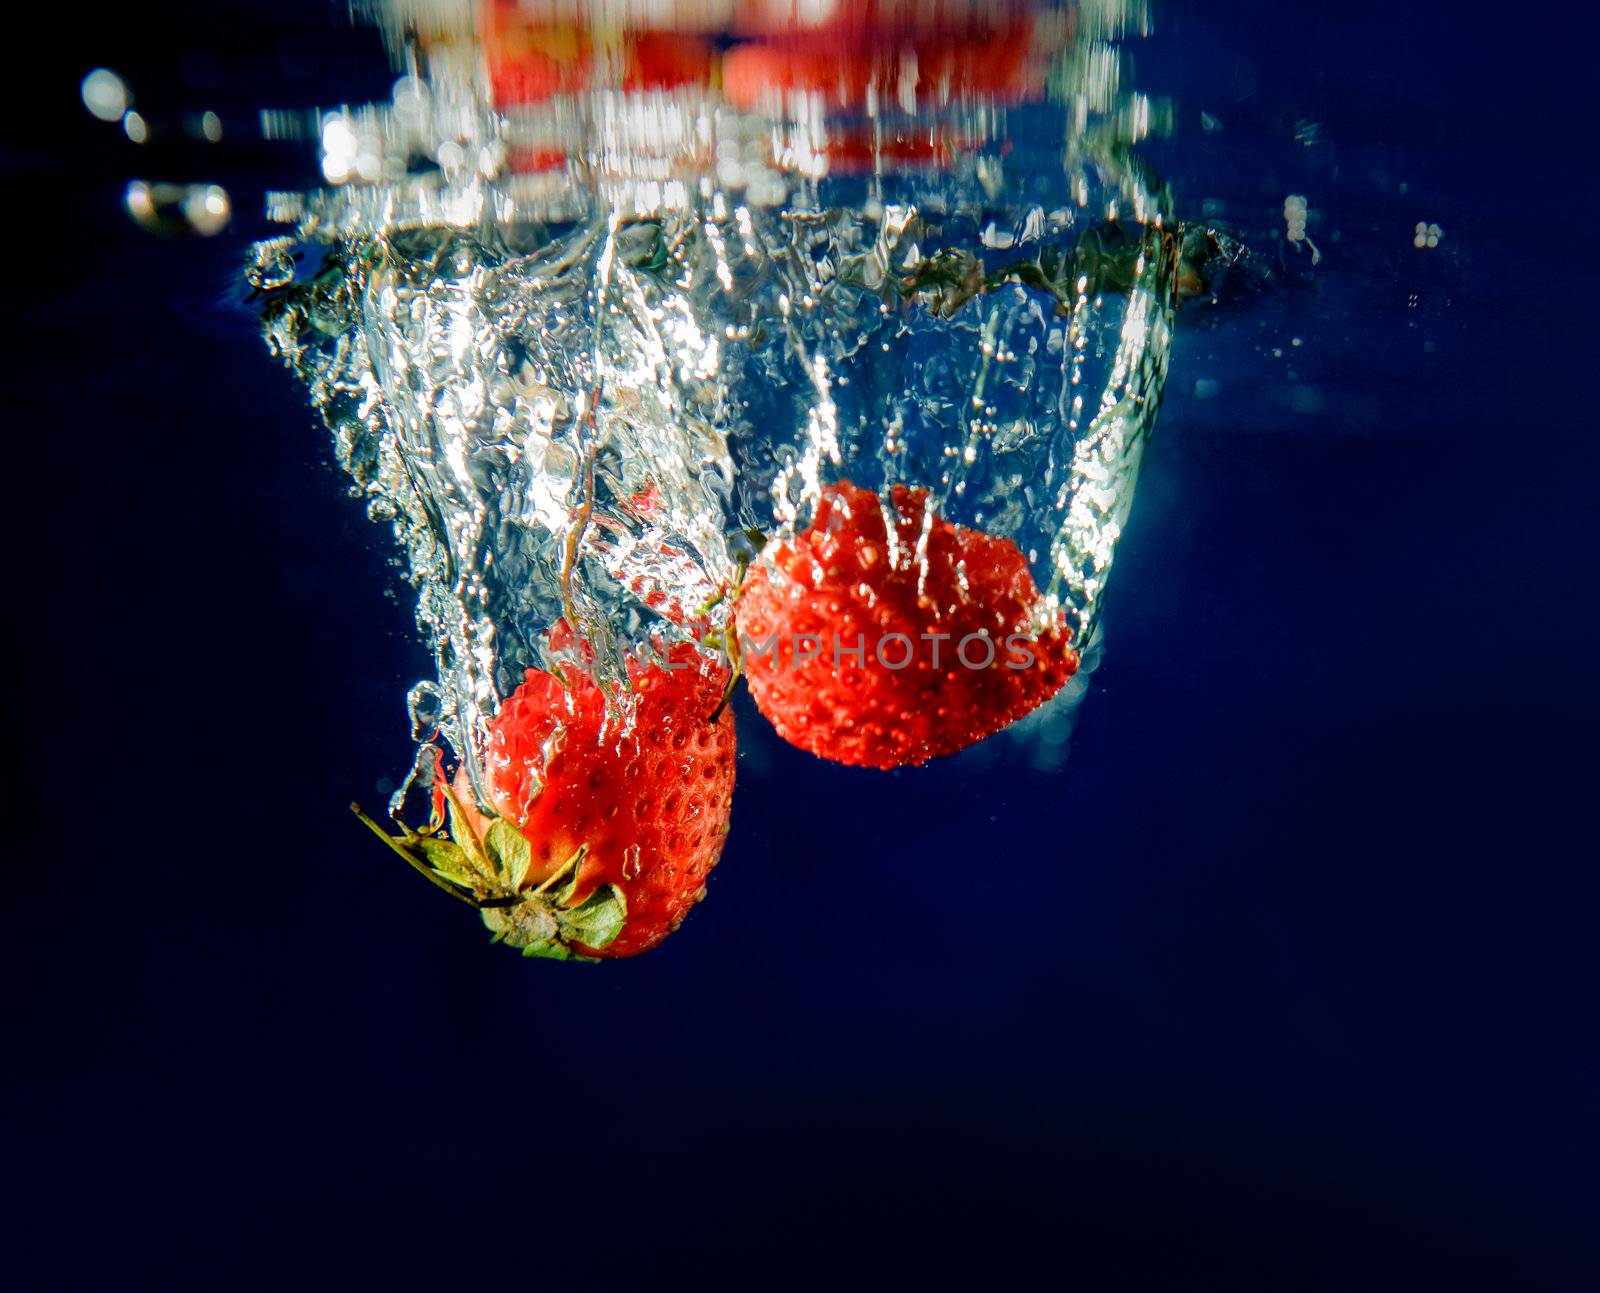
[415,837,476,890]
[443,791,494,881]
[551,845,591,908]
[556,884,627,950]
[521,939,572,961]
[484,819,532,888]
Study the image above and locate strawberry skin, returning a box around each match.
[473,642,736,957]
[735,481,1077,769]
[360,639,735,960]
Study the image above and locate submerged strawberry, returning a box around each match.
[356,640,736,959]
[735,481,1077,770]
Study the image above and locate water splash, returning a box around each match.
[252,0,1179,789]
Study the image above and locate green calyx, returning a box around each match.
[483,883,628,961]
[351,774,626,960]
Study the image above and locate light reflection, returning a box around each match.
[80,67,128,122]
[125,180,231,236]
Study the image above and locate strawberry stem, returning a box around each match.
[709,611,744,724]
[350,801,487,909]
[708,663,741,725]
[707,554,752,724]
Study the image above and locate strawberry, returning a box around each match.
[734,481,1077,770]
[356,640,736,959]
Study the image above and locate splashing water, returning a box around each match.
[251,0,1179,799]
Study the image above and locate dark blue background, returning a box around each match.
[8,2,1597,1285]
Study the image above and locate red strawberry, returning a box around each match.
[734,481,1077,769]
[356,640,736,959]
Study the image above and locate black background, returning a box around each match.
[6,1,1598,1286]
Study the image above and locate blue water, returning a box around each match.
[8,1,1597,1285]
